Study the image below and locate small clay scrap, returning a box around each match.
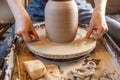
[33,22,45,29]
[84,57,101,65]
[45,65,62,80]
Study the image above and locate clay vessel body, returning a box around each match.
[45,0,78,43]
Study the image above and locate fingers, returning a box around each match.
[31,27,39,41]
[22,30,39,43]
[86,26,108,40]
[22,30,31,43]
[15,27,39,43]
[86,25,94,38]
[92,28,103,40]
[86,23,94,38]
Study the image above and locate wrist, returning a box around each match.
[94,0,107,15]
[15,9,30,22]
[94,7,105,15]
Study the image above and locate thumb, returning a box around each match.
[31,27,39,41]
[22,31,31,43]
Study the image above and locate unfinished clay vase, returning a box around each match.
[45,0,78,43]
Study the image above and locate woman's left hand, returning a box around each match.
[86,9,108,39]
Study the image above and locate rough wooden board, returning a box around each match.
[12,41,120,80]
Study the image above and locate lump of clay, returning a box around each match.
[23,60,46,80]
[45,65,61,80]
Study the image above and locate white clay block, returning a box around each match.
[23,60,46,80]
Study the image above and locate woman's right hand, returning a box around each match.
[6,0,39,43]
[15,14,39,43]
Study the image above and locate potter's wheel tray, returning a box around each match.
[27,22,96,59]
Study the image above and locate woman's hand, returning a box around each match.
[6,0,39,43]
[86,9,108,39]
[15,15,39,43]
[86,0,108,40]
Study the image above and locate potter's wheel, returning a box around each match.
[27,22,96,60]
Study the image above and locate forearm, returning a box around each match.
[6,0,28,21]
[94,0,107,14]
